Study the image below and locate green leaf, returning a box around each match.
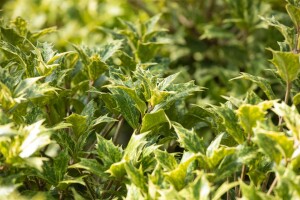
[207,146,236,169]
[214,105,245,144]
[287,4,300,28]
[240,181,273,200]
[137,42,164,62]
[100,40,123,62]
[157,72,180,91]
[179,172,211,200]
[123,133,147,163]
[125,184,144,200]
[172,122,205,154]
[236,101,274,135]
[140,109,171,133]
[269,50,300,83]
[92,114,117,127]
[154,149,177,171]
[107,85,147,115]
[232,73,276,100]
[87,54,108,81]
[153,81,201,112]
[253,133,282,165]
[65,114,87,137]
[206,133,224,157]
[212,181,239,200]
[273,102,300,139]
[293,92,300,105]
[165,154,196,191]
[260,16,294,49]
[107,159,126,178]
[69,158,106,177]
[96,135,123,168]
[110,88,140,129]
[124,162,147,192]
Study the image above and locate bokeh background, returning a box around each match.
[0,0,289,104]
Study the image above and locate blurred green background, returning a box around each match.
[0,0,288,104]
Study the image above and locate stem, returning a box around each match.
[87,80,94,102]
[113,117,124,144]
[234,173,238,196]
[78,169,96,200]
[227,178,230,200]
[267,176,278,195]
[262,173,270,192]
[278,82,291,130]
[238,164,246,197]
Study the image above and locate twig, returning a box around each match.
[262,172,270,192]
[113,117,124,144]
[238,164,246,197]
[267,176,278,195]
[227,178,231,200]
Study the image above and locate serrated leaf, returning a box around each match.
[110,88,140,129]
[232,73,276,100]
[273,102,300,138]
[165,154,196,191]
[107,85,147,115]
[107,159,126,178]
[153,81,201,112]
[154,149,177,171]
[137,42,164,62]
[124,162,147,192]
[212,181,239,200]
[261,16,294,49]
[206,133,224,157]
[287,4,300,28]
[269,50,300,83]
[96,135,123,168]
[100,40,123,62]
[179,172,211,200]
[172,122,205,154]
[65,114,87,137]
[87,54,108,80]
[236,101,274,135]
[69,158,106,177]
[124,133,147,163]
[92,114,117,127]
[140,109,171,133]
[253,133,282,165]
[240,181,273,200]
[214,105,245,144]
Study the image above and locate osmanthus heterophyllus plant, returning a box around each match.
[2,2,300,200]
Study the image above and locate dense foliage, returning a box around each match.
[1,0,300,199]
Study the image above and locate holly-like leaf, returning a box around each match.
[65,114,87,137]
[214,105,245,144]
[232,73,276,100]
[96,135,123,168]
[140,109,171,133]
[69,158,106,177]
[273,102,300,139]
[172,122,205,154]
[110,88,140,129]
[124,162,147,192]
[287,4,300,28]
[269,50,300,83]
[154,149,177,171]
[236,101,274,135]
[165,154,196,191]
